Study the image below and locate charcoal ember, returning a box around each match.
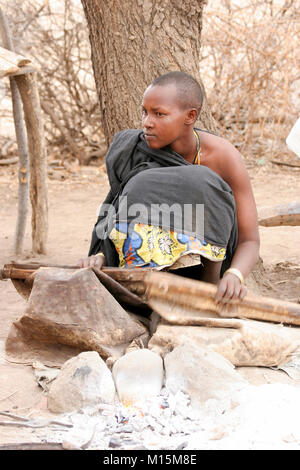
[109,437,122,449]
[116,424,133,433]
[176,441,188,450]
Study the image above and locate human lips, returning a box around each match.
[144,132,156,139]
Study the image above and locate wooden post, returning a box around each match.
[14,72,48,254]
[0,7,30,255]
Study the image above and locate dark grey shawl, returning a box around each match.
[88,129,238,275]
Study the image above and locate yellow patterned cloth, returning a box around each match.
[109,222,226,270]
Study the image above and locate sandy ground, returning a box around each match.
[0,161,299,448]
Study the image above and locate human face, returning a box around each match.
[142,84,188,150]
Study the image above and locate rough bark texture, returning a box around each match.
[81,0,217,144]
[14,73,48,254]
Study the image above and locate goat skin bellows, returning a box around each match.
[5,267,148,365]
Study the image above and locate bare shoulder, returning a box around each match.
[199,131,242,161]
[199,131,247,184]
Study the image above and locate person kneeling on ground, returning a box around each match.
[78,71,260,304]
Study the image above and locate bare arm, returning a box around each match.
[215,143,260,302]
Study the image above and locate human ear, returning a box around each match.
[184,108,198,125]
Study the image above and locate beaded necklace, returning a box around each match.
[193,130,202,165]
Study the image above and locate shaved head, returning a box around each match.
[150,71,203,115]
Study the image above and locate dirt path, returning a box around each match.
[0,162,299,445]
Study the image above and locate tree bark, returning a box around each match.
[81,0,217,144]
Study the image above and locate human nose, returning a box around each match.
[142,113,154,129]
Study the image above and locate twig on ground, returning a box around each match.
[0,410,72,428]
[0,391,19,402]
[0,442,64,450]
[271,160,300,168]
[0,411,29,421]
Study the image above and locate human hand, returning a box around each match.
[77,253,105,270]
[215,273,247,304]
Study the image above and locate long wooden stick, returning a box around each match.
[1,262,151,285]
[258,201,300,227]
[0,262,152,304]
[144,271,300,326]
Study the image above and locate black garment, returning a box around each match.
[88,129,238,275]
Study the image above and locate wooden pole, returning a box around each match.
[0,8,30,255]
[258,201,300,227]
[14,72,48,254]
[144,271,300,326]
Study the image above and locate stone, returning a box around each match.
[149,321,300,368]
[112,349,164,405]
[48,351,116,413]
[211,322,299,367]
[164,343,247,410]
[148,323,237,357]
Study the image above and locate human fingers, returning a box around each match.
[82,256,93,268]
[93,256,105,270]
[77,257,92,268]
[215,277,230,303]
[227,280,247,301]
[240,284,248,300]
[220,277,237,304]
[78,255,106,270]
[215,275,242,304]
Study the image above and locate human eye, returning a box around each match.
[156,111,165,117]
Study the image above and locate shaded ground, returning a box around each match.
[0,161,299,446]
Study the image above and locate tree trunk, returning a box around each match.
[81,0,217,144]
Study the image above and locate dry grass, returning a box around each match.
[0,0,299,163]
[0,0,106,164]
[201,0,300,161]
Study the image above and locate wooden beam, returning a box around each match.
[0,55,18,77]
[258,201,300,227]
[0,263,152,301]
[144,271,300,326]
[8,65,37,76]
[0,45,32,67]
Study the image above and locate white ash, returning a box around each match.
[40,384,300,450]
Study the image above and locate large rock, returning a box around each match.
[149,321,300,367]
[48,351,116,413]
[164,343,246,409]
[112,349,164,405]
[211,322,299,367]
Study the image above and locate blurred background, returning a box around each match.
[0,0,299,166]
